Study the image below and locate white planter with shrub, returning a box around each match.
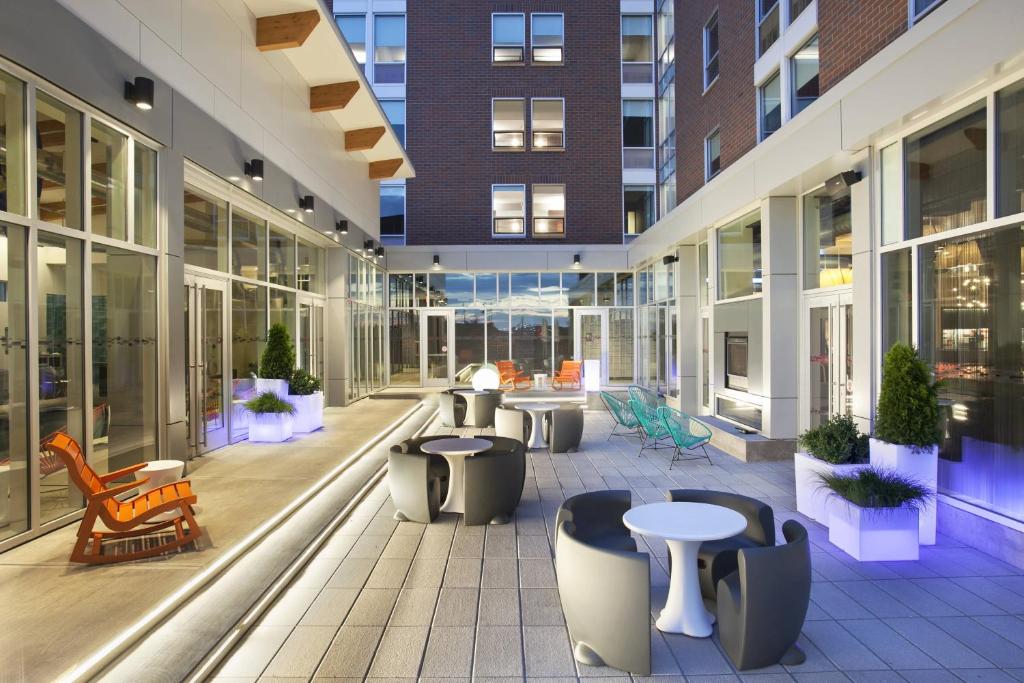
[287,368,324,433]
[795,452,867,525]
[255,378,289,397]
[869,439,938,545]
[794,414,870,525]
[245,391,296,443]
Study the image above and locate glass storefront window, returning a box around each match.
[597,272,615,306]
[616,272,634,306]
[134,142,157,248]
[269,288,295,340]
[699,242,709,306]
[0,72,26,215]
[36,92,82,228]
[268,227,294,288]
[998,79,1024,218]
[389,273,414,307]
[509,272,539,306]
[511,310,551,375]
[880,143,901,245]
[803,190,853,289]
[540,272,563,305]
[428,273,473,307]
[389,309,419,385]
[455,309,485,382]
[906,102,987,238]
[90,120,128,240]
[881,248,912,355]
[0,223,28,542]
[553,310,573,369]
[297,239,323,294]
[232,209,265,281]
[184,187,227,271]
[487,310,510,363]
[474,273,498,306]
[231,281,266,438]
[717,211,762,299]
[609,308,634,384]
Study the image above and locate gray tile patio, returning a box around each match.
[213,407,1024,682]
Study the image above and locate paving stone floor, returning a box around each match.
[214,408,1024,682]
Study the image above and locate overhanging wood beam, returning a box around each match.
[256,10,320,51]
[309,82,360,112]
[369,159,403,180]
[345,127,386,152]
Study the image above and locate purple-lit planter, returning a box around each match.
[827,499,920,561]
[289,392,324,433]
[869,438,938,545]
[794,452,868,525]
[254,378,289,397]
[248,412,294,442]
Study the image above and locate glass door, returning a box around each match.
[421,311,454,387]
[185,275,229,459]
[297,296,325,380]
[573,308,608,387]
[803,292,853,431]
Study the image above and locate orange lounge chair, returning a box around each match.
[497,360,531,390]
[42,433,202,564]
[552,360,583,390]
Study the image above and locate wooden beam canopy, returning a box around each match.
[345,126,386,152]
[369,158,404,180]
[309,81,360,112]
[256,10,320,51]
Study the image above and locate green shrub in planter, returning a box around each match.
[874,343,941,451]
[798,414,869,465]
[289,368,322,396]
[244,391,295,415]
[259,323,295,380]
[819,467,932,510]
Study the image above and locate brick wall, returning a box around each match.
[675,1,757,205]
[818,0,907,93]
[406,1,623,245]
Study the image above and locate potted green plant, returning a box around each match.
[794,414,870,524]
[869,343,942,545]
[288,368,324,433]
[256,323,295,397]
[245,391,295,442]
[821,467,933,561]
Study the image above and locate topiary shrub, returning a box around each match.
[244,391,295,415]
[818,467,932,510]
[289,368,322,396]
[259,323,295,380]
[798,414,869,465]
[873,343,942,451]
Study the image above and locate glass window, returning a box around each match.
[616,272,634,306]
[803,190,853,289]
[389,273,414,307]
[531,14,563,63]
[699,242,710,306]
[539,273,563,305]
[758,0,780,56]
[532,184,565,237]
[791,35,819,116]
[597,272,615,306]
[624,185,655,235]
[553,309,573,370]
[511,310,551,376]
[621,15,654,83]
[297,240,323,294]
[564,273,595,306]
[455,309,485,383]
[493,184,525,235]
[493,99,525,150]
[380,185,405,236]
[913,0,946,20]
[134,142,157,248]
[0,223,28,541]
[90,120,128,240]
[881,143,902,245]
[492,13,525,63]
[531,99,564,150]
[705,130,721,180]
[703,11,719,88]
[609,308,634,384]
[335,14,366,67]
[998,79,1024,218]
[373,15,405,84]
[658,80,676,177]
[389,309,419,385]
[717,211,762,299]
[428,273,473,307]
[91,244,158,471]
[760,72,782,140]
[790,0,812,21]
[880,249,911,355]
[231,209,265,281]
[36,92,82,228]
[381,100,405,147]
[268,227,295,287]
[183,186,227,271]
[474,273,499,306]
[509,273,539,305]
[0,72,26,215]
[269,288,295,340]
[487,310,510,363]
[231,281,265,437]
[623,99,654,169]
[906,102,987,238]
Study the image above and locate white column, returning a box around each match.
[761,196,799,440]
[678,245,699,415]
[326,248,351,406]
[850,177,875,432]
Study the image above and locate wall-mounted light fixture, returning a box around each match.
[375,246,385,261]
[299,195,315,213]
[335,219,349,235]
[244,158,264,182]
[572,254,581,269]
[124,76,155,110]
[432,254,441,271]
[663,253,679,265]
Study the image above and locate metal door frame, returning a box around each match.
[573,308,609,387]
[184,273,230,459]
[421,309,455,387]
[800,288,854,433]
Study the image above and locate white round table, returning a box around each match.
[623,502,747,637]
[420,437,492,514]
[454,390,488,425]
[516,402,558,449]
[134,459,185,495]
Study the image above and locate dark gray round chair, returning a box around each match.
[462,436,525,525]
[465,390,503,427]
[545,406,585,453]
[555,490,637,552]
[439,389,466,427]
[388,435,454,523]
[665,489,774,601]
[717,520,811,671]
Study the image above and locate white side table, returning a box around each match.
[135,459,185,495]
[623,501,747,637]
[533,373,549,390]
[516,402,558,449]
[454,389,487,425]
[420,437,492,514]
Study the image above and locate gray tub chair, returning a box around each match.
[439,389,466,427]
[666,489,774,601]
[545,406,585,453]
[465,389,503,427]
[555,490,636,552]
[495,405,529,443]
[462,436,525,525]
[556,520,651,676]
[388,435,453,523]
[717,520,811,670]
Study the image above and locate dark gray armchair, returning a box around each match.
[556,520,651,676]
[389,435,454,523]
[495,405,528,443]
[717,520,811,671]
[545,406,585,453]
[666,489,773,600]
[465,390,503,427]
[462,436,525,525]
[555,490,636,552]
[439,389,466,427]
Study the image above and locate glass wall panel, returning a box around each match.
[89,120,128,240]
[509,272,539,306]
[998,80,1024,217]
[803,190,853,289]
[36,92,82,228]
[554,310,573,370]
[232,209,265,281]
[231,281,265,439]
[919,224,1024,522]
[380,185,405,237]
[37,232,85,522]
[91,244,157,474]
[0,72,26,215]
[906,102,987,238]
[390,273,414,307]
[511,310,551,376]
[717,211,762,299]
[615,272,635,306]
[539,272,563,305]
[609,308,634,384]
[699,242,709,306]
[474,273,498,306]
[455,309,485,383]
[880,143,901,245]
[269,288,295,340]
[791,35,819,115]
[134,142,157,248]
[297,239,323,294]
[487,310,510,363]
[389,309,419,384]
[701,317,710,408]
[563,273,594,306]
[428,273,473,307]
[881,249,912,355]
[0,223,28,541]
[184,187,227,271]
[624,186,655,235]
[268,227,294,287]
[760,72,781,139]
[596,273,615,306]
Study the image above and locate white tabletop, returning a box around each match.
[454,390,488,396]
[623,502,747,542]
[139,459,185,472]
[420,437,493,456]
[517,402,559,412]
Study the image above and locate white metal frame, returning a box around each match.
[530,97,566,151]
[491,97,526,151]
[420,309,455,387]
[573,308,610,386]
[491,12,526,64]
[702,9,719,91]
[530,12,565,65]
[491,183,527,238]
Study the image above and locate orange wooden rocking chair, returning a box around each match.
[552,360,583,390]
[496,360,531,390]
[42,433,202,564]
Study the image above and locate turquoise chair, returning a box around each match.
[657,406,714,469]
[628,398,672,454]
[627,385,662,412]
[600,391,641,439]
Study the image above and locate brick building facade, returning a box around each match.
[818,0,908,93]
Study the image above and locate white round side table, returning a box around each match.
[134,459,185,495]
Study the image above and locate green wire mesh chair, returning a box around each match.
[600,391,642,439]
[627,385,662,412]
[657,406,714,468]
[628,398,672,454]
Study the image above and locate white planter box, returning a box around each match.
[870,438,938,545]
[255,378,289,397]
[794,451,868,525]
[289,392,324,433]
[248,413,294,442]
[828,499,920,561]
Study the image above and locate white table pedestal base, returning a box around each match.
[526,412,547,449]
[657,538,715,637]
[440,454,466,514]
